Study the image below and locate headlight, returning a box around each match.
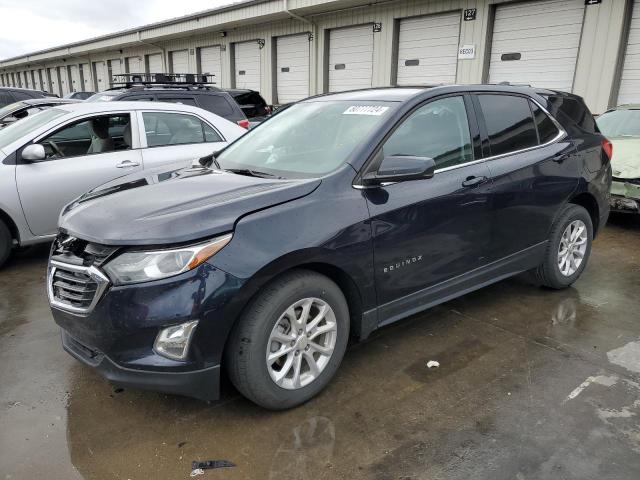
[103,234,232,285]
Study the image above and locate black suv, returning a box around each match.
[48,85,611,410]
[86,75,269,128]
[0,87,56,108]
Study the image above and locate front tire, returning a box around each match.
[0,221,12,268]
[225,270,349,410]
[533,204,593,289]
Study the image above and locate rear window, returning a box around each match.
[544,95,597,133]
[478,94,538,156]
[230,91,264,106]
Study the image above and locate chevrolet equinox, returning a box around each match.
[48,85,612,409]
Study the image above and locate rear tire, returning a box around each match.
[0,221,12,268]
[533,204,593,289]
[225,269,349,410]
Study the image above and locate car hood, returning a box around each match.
[610,137,640,179]
[60,163,321,246]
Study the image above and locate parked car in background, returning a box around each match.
[0,87,57,107]
[0,101,245,267]
[48,85,611,410]
[0,98,80,129]
[86,78,252,128]
[224,88,272,121]
[596,105,640,214]
[64,91,96,100]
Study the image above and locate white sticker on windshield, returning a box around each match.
[343,105,389,116]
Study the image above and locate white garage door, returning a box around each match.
[93,61,108,91]
[24,71,31,89]
[48,68,60,95]
[276,34,310,104]
[171,50,189,73]
[39,69,47,90]
[108,58,122,85]
[79,64,91,91]
[126,56,143,74]
[69,65,81,92]
[329,24,374,92]
[488,0,585,92]
[61,66,72,95]
[147,53,163,74]
[397,12,461,86]
[234,41,261,91]
[618,1,640,105]
[200,46,222,84]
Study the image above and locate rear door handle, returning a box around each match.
[552,152,572,163]
[116,160,140,168]
[462,175,487,188]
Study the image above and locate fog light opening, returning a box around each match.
[153,320,199,361]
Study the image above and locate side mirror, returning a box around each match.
[21,144,46,162]
[362,155,436,186]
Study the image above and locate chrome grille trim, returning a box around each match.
[47,260,110,315]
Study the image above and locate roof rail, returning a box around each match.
[110,73,217,89]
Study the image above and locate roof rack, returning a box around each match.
[110,73,217,89]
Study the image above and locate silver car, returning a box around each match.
[0,101,245,267]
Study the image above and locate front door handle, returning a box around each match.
[116,160,140,168]
[462,175,487,188]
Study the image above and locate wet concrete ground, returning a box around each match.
[1,215,639,480]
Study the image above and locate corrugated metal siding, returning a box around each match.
[617,0,640,105]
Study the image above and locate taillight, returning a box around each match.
[265,105,273,114]
[602,138,613,162]
[237,119,250,129]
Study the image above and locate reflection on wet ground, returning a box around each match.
[1,215,639,479]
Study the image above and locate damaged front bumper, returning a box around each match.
[610,179,640,213]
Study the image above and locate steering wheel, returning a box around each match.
[48,140,63,157]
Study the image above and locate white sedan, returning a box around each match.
[0,101,245,257]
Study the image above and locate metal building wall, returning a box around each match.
[0,0,634,112]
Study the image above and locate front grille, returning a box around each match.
[52,267,99,310]
[48,260,110,315]
[48,233,116,314]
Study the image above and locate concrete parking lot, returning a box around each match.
[1,215,639,480]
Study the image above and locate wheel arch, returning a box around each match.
[0,206,19,245]
[569,192,600,237]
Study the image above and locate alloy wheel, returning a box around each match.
[557,220,588,277]
[266,298,337,390]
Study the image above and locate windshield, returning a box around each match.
[597,109,640,137]
[86,92,119,102]
[0,108,67,151]
[0,102,25,118]
[216,100,395,177]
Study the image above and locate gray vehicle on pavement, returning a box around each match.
[0,101,245,267]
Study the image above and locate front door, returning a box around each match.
[364,95,493,325]
[16,112,142,236]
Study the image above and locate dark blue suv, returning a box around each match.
[48,85,612,409]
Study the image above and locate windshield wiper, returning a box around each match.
[225,168,283,179]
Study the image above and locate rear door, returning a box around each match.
[365,95,493,323]
[16,111,142,236]
[138,110,228,169]
[473,92,578,261]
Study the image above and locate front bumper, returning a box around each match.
[62,330,220,401]
[50,262,246,402]
[610,179,640,213]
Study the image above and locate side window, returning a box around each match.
[530,102,560,144]
[40,114,131,158]
[125,95,155,102]
[545,95,597,134]
[478,94,538,156]
[202,122,223,142]
[11,92,32,101]
[382,96,473,169]
[142,112,218,146]
[197,95,235,117]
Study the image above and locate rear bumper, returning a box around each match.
[61,329,220,401]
